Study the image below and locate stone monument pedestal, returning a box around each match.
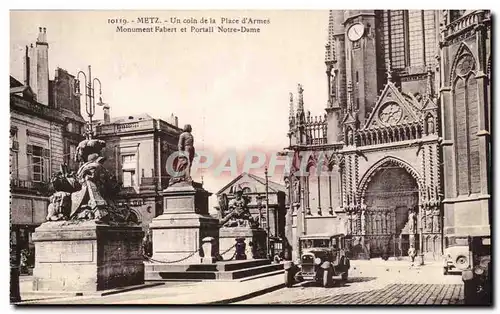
[219,227,267,260]
[149,182,219,264]
[32,220,144,292]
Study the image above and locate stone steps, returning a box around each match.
[145,259,270,273]
[145,259,284,281]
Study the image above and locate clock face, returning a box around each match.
[347,23,365,42]
[379,102,403,125]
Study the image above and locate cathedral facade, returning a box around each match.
[286,10,491,260]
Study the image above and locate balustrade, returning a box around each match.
[304,114,328,146]
[357,122,423,147]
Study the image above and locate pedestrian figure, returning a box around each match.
[408,245,416,264]
[20,249,29,274]
[142,231,152,259]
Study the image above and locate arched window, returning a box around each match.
[453,51,480,196]
[129,211,140,224]
[381,10,437,70]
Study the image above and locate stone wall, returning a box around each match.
[32,221,144,292]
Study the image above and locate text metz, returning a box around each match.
[137,17,160,23]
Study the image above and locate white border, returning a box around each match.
[3,1,499,313]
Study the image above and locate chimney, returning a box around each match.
[103,104,111,124]
[29,27,49,106]
[23,45,30,86]
[175,116,178,127]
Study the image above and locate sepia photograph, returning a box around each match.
[8,7,492,306]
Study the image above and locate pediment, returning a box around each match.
[363,82,420,130]
[342,111,358,125]
[216,172,285,195]
[421,96,438,112]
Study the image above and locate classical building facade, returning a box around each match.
[286,10,491,260]
[94,112,182,231]
[216,172,287,239]
[10,28,86,270]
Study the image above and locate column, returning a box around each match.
[475,23,490,196]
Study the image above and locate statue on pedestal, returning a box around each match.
[45,133,132,224]
[408,209,417,234]
[427,117,435,135]
[365,212,372,234]
[169,124,195,186]
[345,215,352,234]
[352,212,359,234]
[432,208,441,233]
[424,208,433,232]
[218,187,259,228]
[292,179,300,206]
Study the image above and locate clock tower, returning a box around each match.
[343,10,379,126]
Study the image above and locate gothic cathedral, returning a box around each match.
[286,10,491,260]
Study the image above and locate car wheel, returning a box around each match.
[322,269,333,288]
[456,256,469,270]
[284,271,294,288]
[341,270,348,281]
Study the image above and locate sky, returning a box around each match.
[10,10,330,207]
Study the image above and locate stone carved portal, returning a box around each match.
[362,164,419,258]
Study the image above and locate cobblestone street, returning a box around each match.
[239,259,464,305]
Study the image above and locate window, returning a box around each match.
[121,153,137,188]
[383,10,437,70]
[123,170,136,187]
[390,10,406,69]
[30,145,48,182]
[423,11,437,66]
[408,10,424,68]
[331,238,338,249]
[69,144,76,161]
[66,143,77,168]
[10,130,19,180]
[314,239,329,248]
[453,59,480,196]
[10,151,18,180]
[122,154,136,166]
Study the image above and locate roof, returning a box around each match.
[9,76,34,98]
[60,108,86,123]
[10,76,23,88]
[93,113,154,125]
[10,86,31,94]
[246,173,287,193]
[109,113,154,124]
[216,172,287,195]
[300,233,346,239]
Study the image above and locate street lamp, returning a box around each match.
[75,65,104,137]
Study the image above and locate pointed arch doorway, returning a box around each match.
[360,158,420,258]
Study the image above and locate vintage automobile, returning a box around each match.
[284,233,350,288]
[462,236,491,305]
[443,236,470,275]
